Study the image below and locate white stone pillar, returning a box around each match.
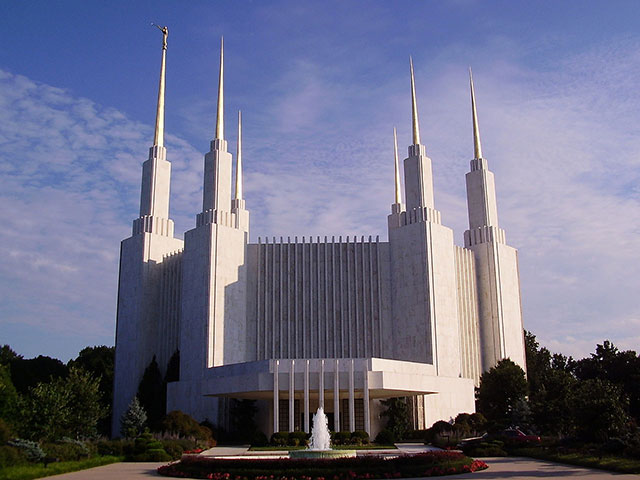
[363,362,370,435]
[319,359,325,409]
[334,358,340,432]
[349,359,355,432]
[273,360,279,433]
[304,360,310,433]
[289,359,295,432]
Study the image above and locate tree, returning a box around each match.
[529,368,576,436]
[0,345,21,365]
[568,378,630,442]
[120,396,147,438]
[9,355,68,394]
[0,364,18,423]
[63,367,105,439]
[230,399,258,441]
[137,356,165,430]
[69,346,114,436]
[165,350,180,383]
[476,359,527,429]
[18,379,71,441]
[380,397,410,440]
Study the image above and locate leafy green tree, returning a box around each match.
[574,341,640,422]
[0,364,19,423]
[568,378,630,442]
[120,396,147,438]
[69,346,114,436]
[64,367,105,439]
[529,368,576,436]
[380,397,411,440]
[476,359,527,429]
[137,356,165,430]
[9,355,68,394]
[18,379,70,441]
[0,345,21,365]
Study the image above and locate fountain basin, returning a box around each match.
[289,449,356,459]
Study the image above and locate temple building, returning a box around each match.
[112,31,527,439]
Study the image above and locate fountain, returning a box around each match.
[289,406,356,459]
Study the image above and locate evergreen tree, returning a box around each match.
[137,356,165,430]
[120,396,147,438]
[165,350,180,383]
[380,397,410,440]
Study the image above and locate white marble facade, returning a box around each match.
[112,41,527,438]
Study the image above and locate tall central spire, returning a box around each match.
[215,37,224,141]
[410,57,421,145]
[153,24,168,147]
[235,111,243,201]
[469,67,483,160]
[393,127,402,204]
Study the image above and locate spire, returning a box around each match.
[215,37,224,140]
[393,127,402,204]
[469,67,483,160]
[410,56,421,145]
[152,24,168,147]
[235,111,243,201]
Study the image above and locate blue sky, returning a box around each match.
[1,1,639,362]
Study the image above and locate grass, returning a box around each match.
[248,444,396,451]
[0,456,123,480]
[513,447,640,474]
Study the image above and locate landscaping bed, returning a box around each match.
[158,451,488,479]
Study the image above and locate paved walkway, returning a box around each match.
[40,456,640,479]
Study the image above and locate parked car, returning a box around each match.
[456,433,489,449]
[497,428,541,444]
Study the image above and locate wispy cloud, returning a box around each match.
[1,32,639,362]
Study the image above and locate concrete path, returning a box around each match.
[455,457,640,479]
[40,456,640,479]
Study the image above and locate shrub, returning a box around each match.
[161,410,214,446]
[464,441,508,457]
[161,440,185,460]
[374,428,395,445]
[0,418,13,443]
[42,441,89,461]
[96,439,128,456]
[8,439,45,462]
[137,448,171,462]
[332,431,351,445]
[0,445,27,468]
[403,429,429,441]
[269,431,288,447]
[251,431,269,447]
[288,431,308,446]
[351,430,369,445]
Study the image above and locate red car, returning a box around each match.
[500,428,541,444]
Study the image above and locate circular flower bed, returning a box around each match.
[157,451,488,479]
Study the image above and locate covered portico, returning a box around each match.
[199,357,475,438]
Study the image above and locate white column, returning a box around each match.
[304,360,310,433]
[334,358,340,432]
[363,361,370,435]
[319,359,325,409]
[273,360,279,433]
[349,359,355,432]
[289,359,295,432]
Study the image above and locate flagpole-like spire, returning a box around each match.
[469,67,483,160]
[410,56,421,145]
[235,111,243,201]
[215,37,224,140]
[393,127,402,204]
[152,24,168,147]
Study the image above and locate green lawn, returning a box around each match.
[513,448,640,474]
[0,456,123,480]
